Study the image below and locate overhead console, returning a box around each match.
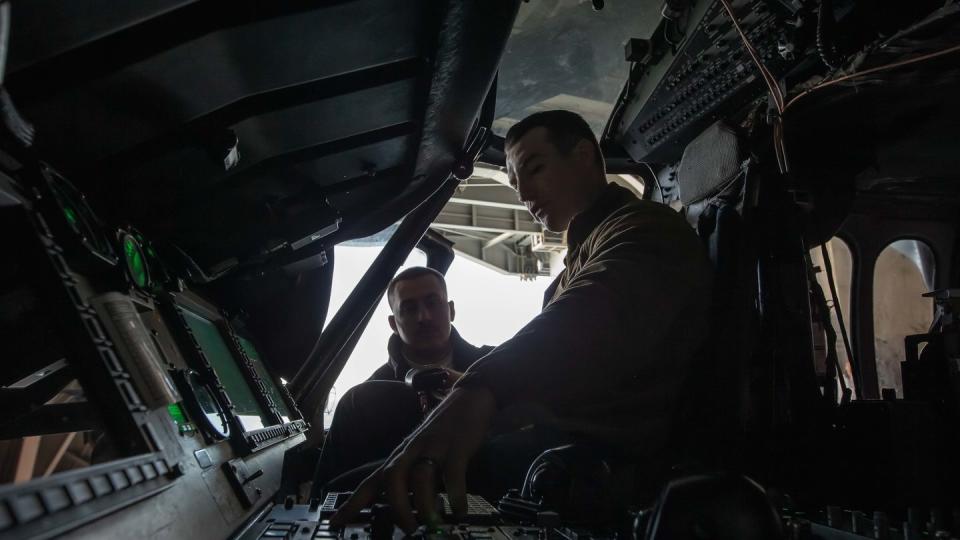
[614,0,805,164]
[607,0,945,167]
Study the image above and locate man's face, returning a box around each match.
[506,126,597,232]
[388,274,455,353]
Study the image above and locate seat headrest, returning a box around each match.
[677,121,743,207]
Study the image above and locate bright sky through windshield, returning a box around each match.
[324,246,551,427]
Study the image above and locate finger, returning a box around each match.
[382,457,418,534]
[442,456,469,521]
[329,470,381,529]
[442,405,490,521]
[410,461,442,528]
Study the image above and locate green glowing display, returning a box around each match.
[167,403,187,426]
[63,207,78,227]
[123,235,149,288]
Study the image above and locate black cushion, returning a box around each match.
[677,122,742,207]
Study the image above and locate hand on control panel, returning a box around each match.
[330,386,498,533]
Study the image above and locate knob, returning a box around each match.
[874,511,890,540]
[930,508,948,535]
[851,511,867,535]
[371,503,394,540]
[826,506,843,528]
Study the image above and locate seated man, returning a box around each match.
[332,110,713,531]
[311,266,491,497]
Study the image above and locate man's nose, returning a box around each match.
[415,304,433,321]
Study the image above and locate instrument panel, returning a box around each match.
[0,162,308,540]
[237,495,570,540]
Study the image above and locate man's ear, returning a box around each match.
[448,300,456,322]
[388,315,398,334]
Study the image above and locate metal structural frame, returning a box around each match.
[290,175,464,416]
[0,173,178,540]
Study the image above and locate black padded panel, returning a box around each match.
[676,121,742,206]
[117,79,418,206]
[293,135,416,189]
[14,0,424,168]
[7,0,197,72]
[7,0,520,273]
[330,0,520,243]
[226,80,417,175]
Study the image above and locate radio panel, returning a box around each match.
[615,0,805,163]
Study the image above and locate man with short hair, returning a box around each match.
[311,266,491,497]
[332,110,713,532]
[369,266,477,384]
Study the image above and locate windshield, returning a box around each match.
[493,0,662,136]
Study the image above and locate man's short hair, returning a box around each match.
[504,110,604,169]
[386,266,447,311]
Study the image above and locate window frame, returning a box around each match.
[837,209,953,399]
[870,237,939,398]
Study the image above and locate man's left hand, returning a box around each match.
[329,386,497,533]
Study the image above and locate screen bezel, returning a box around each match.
[164,291,306,455]
[223,326,303,426]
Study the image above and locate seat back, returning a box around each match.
[672,122,760,471]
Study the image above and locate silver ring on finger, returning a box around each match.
[412,456,439,469]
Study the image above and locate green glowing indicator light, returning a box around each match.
[167,403,196,435]
[63,207,78,227]
[123,234,149,288]
[167,403,187,426]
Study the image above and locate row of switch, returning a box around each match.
[257,519,335,539]
[644,72,751,147]
[642,37,777,135]
[637,3,784,141]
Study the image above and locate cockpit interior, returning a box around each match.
[1,1,959,539]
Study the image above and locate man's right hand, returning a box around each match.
[329,386,497,533]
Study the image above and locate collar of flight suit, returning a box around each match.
[564,182,638,259]
[386,326,476,379]
[540,182,640,308]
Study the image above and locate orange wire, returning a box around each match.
[713,3,957,174]
[718,0,784,112]
[785,43,960,111]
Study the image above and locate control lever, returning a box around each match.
[498,444,616,526]
[641,475,782,539]
[404,367,449,416]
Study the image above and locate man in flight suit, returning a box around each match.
[331,110,713,531]
[311,267,491,497]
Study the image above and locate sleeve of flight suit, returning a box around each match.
[455,203,712,412]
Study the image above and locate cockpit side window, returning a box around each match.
[873,239,936,398]
[810,237,855,396]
